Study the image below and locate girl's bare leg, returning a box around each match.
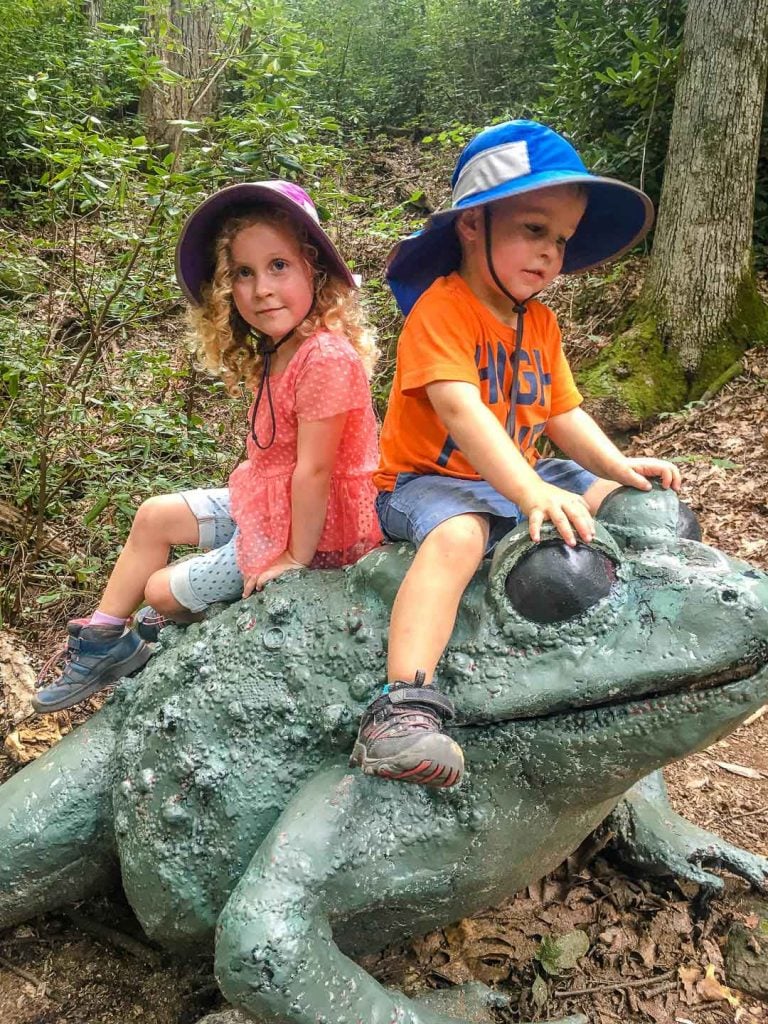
[387,513,489,684]
[97,495,199,619]
[142,565,203,621]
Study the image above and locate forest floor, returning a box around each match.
[1,139,767,1024]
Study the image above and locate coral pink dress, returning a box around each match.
[229,331,382,578]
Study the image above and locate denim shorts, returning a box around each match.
[166,488,244,613]
[375,458,597,554]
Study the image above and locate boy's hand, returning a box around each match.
[611,457,682,492]
[518,482,595,547]
[243,550,307,598]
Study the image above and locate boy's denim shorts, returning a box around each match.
[166,487,244,613]
[375,458,597,554]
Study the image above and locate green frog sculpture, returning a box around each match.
[1,484,767,1024]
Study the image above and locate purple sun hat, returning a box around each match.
[176,180,357,306]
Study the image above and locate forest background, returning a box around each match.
[0,0,766,636]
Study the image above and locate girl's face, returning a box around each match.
[229,220,314,343]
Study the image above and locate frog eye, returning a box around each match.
[504,541,618,624]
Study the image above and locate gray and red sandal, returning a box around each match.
[349,672,464,788]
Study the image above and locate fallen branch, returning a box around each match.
[728,803,768,820]
[555,968,677,998]
[65,910,164,967]
[699,358,745,404]
[0,954,61,1002]
[0,499,69,557]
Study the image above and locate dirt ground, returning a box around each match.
[1,345,767,1021]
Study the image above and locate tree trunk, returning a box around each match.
[82,0,102,30]
[138,0,220,153]
[579,0,768,431]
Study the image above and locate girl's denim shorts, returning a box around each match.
[375,458,597,554]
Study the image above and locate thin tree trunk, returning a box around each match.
[82,0,102,30]
[643,0,768,374]
[139,0,220,152]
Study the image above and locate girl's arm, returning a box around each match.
[545,407,681,490]
[288,412,348,563]
[243,412,348,596]
[426,380,594,545]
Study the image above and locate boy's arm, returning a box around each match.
[545,407,681,491]
[426,380,594,546]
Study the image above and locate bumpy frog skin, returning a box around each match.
[1,485,767,1024]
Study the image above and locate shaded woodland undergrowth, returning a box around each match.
[1,138,767,1024]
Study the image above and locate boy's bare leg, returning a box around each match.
[582,478,620,514]
[97,495,200,619]
[387,513,489,684]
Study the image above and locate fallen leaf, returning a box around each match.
[685,775,710,790]
[531,974,548,1008]
[536,929,590,975]
[3,715,70,764]
[678,964,701,1003]
[697,963,740,1007]
[714,760,765,780]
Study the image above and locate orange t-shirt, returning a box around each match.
[375,273,583,492]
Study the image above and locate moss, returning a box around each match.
[578,272,768,429]
[577,317,688,429]
[692,274,768,393]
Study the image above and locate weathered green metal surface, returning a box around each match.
[1,484,767,1024]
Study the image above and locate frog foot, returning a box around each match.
[410,982,506,1023]
[412,984,586,1024]
[609,773,768,895]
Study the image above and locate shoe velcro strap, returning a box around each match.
[387,685,455,719]
[68,636,81,653]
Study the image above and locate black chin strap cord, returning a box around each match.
[482,205,536,440]
[249,327,295,449]
[249,298,316,450]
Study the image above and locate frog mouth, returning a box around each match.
[536,643,768,725]
[478,642,768,727]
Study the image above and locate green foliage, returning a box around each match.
[536,0,685,203]
[290,0,557,131]
[0,0,346,628]
[0,302,240,621]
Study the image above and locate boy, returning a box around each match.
[349,120,681,788]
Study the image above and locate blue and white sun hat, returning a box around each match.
[387,120,654,316]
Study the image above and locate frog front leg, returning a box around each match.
[606,770,768,894]
[214,766,586,1024]
[0,699,123,929]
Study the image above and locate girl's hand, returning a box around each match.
[613,457,682,492]
[243,550,307,597]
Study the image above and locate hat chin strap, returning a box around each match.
[483,206,539,441]
[249,296,316,449]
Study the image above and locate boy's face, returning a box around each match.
[458,185,587,315]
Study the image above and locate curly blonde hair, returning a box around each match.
[189,206,378,395]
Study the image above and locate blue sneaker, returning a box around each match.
[33,621,152,713]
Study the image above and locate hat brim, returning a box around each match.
[387,173,654,316]
[176,182,356,306]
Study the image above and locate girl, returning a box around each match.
[35,181,382,713]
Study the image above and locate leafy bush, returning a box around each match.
[536,0,686,203]
[0,0,346,629]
